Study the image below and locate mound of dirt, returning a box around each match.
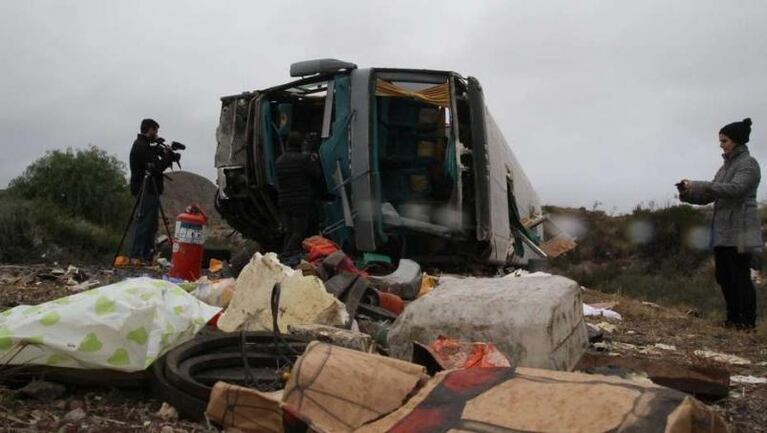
[162,171,224,227]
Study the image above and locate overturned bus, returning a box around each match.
[215,59,561,267]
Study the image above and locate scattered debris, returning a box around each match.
[357,318,391,349]
[641,301,662,309]
[586,323,604,342]
[375,291,405,316]
[539,232,578,257]
[206,383,285,433]
[686,309,701,318]
[388,275,588,370]
[156,402,179,421]
[288,324,373,352]
[368,259,422,300]
[64,407,87,423]
[593,321,618,333]
[577,352,731,399]
[653,343,677,351]
[303,236,342,263]
[504,269,553,278]
[417,273,437,298]
[2,252,763,432]
[357,302,398,322]
[17,380,66,402]
[208,258,224,273]
[588,301,618,310]
[694,350,752,366]
[583,303,622,320]
[68,280,100,292]
[113,256,130,267]
[423,336,511,370]
[730,375,767,385]
[189,277,235,308]
[593,341,638,353]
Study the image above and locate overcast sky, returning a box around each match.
[1,1,765,212]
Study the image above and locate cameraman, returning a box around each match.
[128,118,176,265]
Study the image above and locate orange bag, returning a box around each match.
[302,235,340,262]
[377,291,405,316]
[429,336,511,369]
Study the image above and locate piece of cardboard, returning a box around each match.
[282,341,428,433]
[354,367,728,433]
[206,382,286,433]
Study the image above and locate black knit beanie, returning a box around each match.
[719,118,752,145]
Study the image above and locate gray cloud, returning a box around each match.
[1,0,765,212]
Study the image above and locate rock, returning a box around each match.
[369,259,422,300]
[64,407,86,423]
[288,324,373,352]
[156,402,179,421]
[388,275,588,370]
[18,380,66,402]
[160,426,175,433]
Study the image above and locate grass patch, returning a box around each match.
[0,197,119,264]
[548,204,767,321]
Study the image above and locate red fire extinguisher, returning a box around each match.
[169,204,208,281]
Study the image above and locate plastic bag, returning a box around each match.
[0,277,220,372]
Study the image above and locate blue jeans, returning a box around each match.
[129,193,160,261]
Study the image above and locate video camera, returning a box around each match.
[151,137,186,169]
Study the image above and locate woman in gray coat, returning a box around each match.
[680,118,760,330]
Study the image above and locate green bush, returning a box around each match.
[630,205,711,273]
[547,204,767,319]
[1,146,132,264]
[0,197,41,262]
[8,146,132,230]
[0,197,120,263]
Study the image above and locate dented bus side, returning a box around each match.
[214,60,545,266]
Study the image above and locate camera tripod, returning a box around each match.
[112,171,173,266]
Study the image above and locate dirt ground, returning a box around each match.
[581,288,767,433]
[1,265,766,432]
[0,265,210,432]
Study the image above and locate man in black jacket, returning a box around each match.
[128,118,175,264]
[276,131,323,260]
